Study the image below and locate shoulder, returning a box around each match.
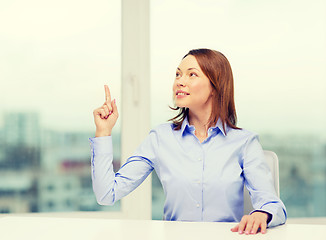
[227,127,259,141]
[150,122,175,134]
[227,128,264,165]
[145,123,175,147]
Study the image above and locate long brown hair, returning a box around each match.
[169,48,240,133]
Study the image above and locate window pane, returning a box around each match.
[0,0,121,213]
[150,0,326,219]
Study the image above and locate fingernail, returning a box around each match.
[109,111,112,115]
[245,231,249,235]
[238,230,243,234]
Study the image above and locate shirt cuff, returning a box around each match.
[89,136,113,155]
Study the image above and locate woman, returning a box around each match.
[90,48,287,235]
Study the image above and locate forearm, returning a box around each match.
[243,135,287,228]
[89,136,116,205]
[89,135,155,206]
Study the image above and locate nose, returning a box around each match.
[176,76,186,87]
[177,82,185,87]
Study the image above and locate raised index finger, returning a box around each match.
[104,85,111,104]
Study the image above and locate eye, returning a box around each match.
[176,72,181,78]
[190,72,198,77]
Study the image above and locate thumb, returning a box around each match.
[111,99,118,115]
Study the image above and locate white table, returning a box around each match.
[0,216,325,240]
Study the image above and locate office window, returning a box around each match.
[150,0,326,219]
[0,0,121,213]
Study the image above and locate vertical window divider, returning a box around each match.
[120,0,151,220]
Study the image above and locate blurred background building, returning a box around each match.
[0,112,121,213]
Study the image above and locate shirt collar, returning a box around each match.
[180,117,194,135]
[179,116,228,137]
[211,118,228,137]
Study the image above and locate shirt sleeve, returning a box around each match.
[242,134,287,227]
[89,130,157,206]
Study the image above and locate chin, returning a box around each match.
[174,99,189,108]
[175,103,186,108]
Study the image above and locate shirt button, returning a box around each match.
[196,204,200,208]
[198,158,202,161]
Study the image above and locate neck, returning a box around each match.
[188,108,212,136]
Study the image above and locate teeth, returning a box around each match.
[177,92,187,95]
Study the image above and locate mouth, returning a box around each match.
[176,90,190,96]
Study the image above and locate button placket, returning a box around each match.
[196,162,203,212]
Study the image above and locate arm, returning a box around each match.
[231,135,287,234]
[90,136,154,205]
[91,85,155,205]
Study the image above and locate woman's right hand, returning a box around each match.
[93,85,119,137]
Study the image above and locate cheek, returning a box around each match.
[173,80,181,92]
[194,83,213,99]
[172,82,177,97]
[191,82,204,94]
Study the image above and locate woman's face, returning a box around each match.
[173,55,213,111]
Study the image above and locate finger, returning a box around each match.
[98,109,107,119]
[260,221,267,234]
[93,107,103,117]
[93,108,107,119]
[94,106,109,119]
[244,219,254,235]
[230,224,239,232]
[103,100,113,113]
[104,85,111,104]
[102,104,110,116]
[250,222,260,235]
[237,217,247,234]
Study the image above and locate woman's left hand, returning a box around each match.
[230,212,268,235]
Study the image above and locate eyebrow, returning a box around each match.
[177,67,200,72]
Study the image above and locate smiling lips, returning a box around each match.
[176,90,189,98]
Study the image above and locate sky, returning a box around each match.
[0,0,325,137]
